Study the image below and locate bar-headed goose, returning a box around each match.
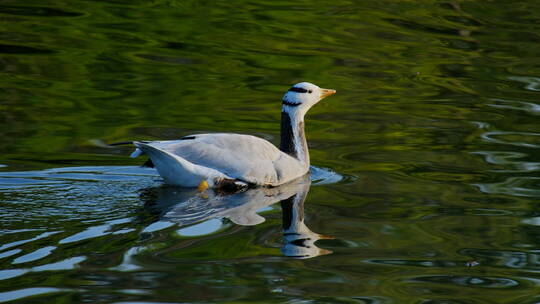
[129,82,336,189]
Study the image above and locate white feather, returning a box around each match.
[134,134,307,186]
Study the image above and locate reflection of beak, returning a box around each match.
[317,234,335,240]
[320,88,336,100]
[319,248,333,256]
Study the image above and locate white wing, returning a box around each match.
[139,133,307,186]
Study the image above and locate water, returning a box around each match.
[1,0,540,303]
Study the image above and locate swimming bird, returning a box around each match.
[128,82,336,190]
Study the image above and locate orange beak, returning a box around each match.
[320,88,336,100]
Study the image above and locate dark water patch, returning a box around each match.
[135,53,200,65]
[0,5,83,17]
[383,18,464,37]
[442,15,483,27]
[0,44,54,55]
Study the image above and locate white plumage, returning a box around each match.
[129,82,336,188]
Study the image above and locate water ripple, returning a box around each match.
[472,151,540,172]
[59,217,133,244]
[488,98,540,115]
[508,76,540,91]
[0,231,62,251]
[480,131,540,149]
[474,177,540,197]
[12,246,56,265]
[408,275,520,289]
[0,287,70,303]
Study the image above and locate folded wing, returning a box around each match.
[143,133,307,186]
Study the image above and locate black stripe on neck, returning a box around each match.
[280,111,296,157]
[282,100,301,107]
[288,87,308,93]
[280,111,308,162]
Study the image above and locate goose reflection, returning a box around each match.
[140,174,331,259]
[279,179,333,258]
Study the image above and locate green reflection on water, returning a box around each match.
[2,0,540,303]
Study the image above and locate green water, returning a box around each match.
[2,0,540,303]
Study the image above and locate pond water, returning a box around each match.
[1,0,540,303]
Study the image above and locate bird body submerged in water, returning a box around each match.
[128,82,336,189]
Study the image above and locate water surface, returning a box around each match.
[1,0,540,303]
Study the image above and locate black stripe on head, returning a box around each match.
[288,87,308,93]
[282,100,301,107]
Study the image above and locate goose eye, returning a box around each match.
[308,90,312,93]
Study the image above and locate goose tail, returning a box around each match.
[107,141,146,158]
[130,148,143,158]
[133,142,227,187]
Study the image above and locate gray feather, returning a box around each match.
[141,133,308,186]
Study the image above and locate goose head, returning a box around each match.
[282,82,336,115]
